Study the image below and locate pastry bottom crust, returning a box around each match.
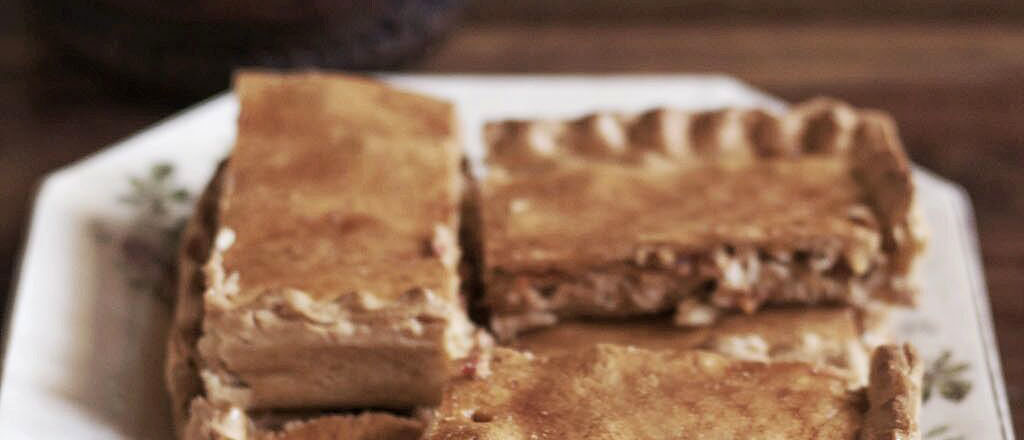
[183,398,423,440]
[198,340,451,410]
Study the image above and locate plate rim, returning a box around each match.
[947,182,1015,439]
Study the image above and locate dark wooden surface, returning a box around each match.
[1,5,1021,434]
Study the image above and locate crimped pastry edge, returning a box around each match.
[861,344,923,440]
[483,98,923,273]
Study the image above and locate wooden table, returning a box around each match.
[2,12,1021,434]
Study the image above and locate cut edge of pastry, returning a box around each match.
[182,398,425,440]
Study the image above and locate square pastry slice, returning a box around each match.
[182,399,423,440]
[167,163,442,438]
[178,72,475,411]
[475,99,925,338]
[509,307,885,386]
[425,344,921,439]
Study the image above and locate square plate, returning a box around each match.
[0,75,1013,439]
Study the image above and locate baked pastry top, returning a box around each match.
[476,99,925,338]
[174,71,475,412]
[214,70,461,308]
[425,344,921,440]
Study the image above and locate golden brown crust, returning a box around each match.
[861,344,923,440]
[426,345,877,439]
[194,71,475,410]
[218,70,461,306]
[425,344,920,439]
[478,98,925,337]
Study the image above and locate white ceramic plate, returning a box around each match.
[0,75,1013,439]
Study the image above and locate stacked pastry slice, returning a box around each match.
[166,72,925,439]
[166,72,476,439]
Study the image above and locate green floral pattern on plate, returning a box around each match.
[924,350,973,403]
[95,162,191,304]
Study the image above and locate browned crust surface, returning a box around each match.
[426,344,920,439]
[425,344,920,439]
[216,70,461,306]
[192,71,475,410]
[477,98,925,337]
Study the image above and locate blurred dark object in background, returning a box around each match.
[465,0,1024,22]
[29,0,464,97]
